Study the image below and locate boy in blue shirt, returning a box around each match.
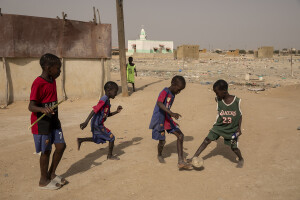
[149,76,192,170]
[78,81,123,160]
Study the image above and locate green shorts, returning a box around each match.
[207,130,238,148]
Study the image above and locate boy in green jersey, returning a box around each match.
[189,80,244,168]
[126,57,137,92]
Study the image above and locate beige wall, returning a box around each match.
[176,45,199,60]
[0,58,111,105]
[256,46,274,58]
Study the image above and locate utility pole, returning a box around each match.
[291,48,294,77]
[116,0,128,96]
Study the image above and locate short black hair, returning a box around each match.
[128,57,133,61]
[213,79,228,91]
[171,75,186,88]
[40,53,61,69]
[104,81,118,91]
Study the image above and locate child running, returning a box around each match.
[149,75,192,170]
[188,79,244,168]
[126,56,137,92]
[29,53,67,190]
[78,81,122,160]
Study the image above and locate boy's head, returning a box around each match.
[40,53,61,79]
[213,79,228,99]
[170,75,186,95]
[128,57,133,63]
[104,81,119,99]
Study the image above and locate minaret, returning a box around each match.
[139,26,147,40]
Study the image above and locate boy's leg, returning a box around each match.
[231,147,244,168]
[191,137,212,159]
[157,139,166,163]
[48,129,67,184]
[172,130,192,169]
[77,137,94,150]
[132,83,135,92]
[39,150,51,186]
[107,140,120,160]
[188,131,219,162]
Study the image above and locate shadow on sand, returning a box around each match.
[202,139,238,163]
[163,135,194,159]
[61,137,143,178]
[117,79,164,96]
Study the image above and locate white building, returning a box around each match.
[128,28,173,54]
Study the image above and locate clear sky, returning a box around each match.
[1,0,300,50]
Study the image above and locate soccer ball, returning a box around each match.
[192,157,204,168]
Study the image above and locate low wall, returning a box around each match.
[0,58,111,105]
[132,53,174,59]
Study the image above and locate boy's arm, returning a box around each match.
[80,110,95,130]
[134,68,137,76]
[237,116,243,136]
[28,100,54,115]
[157,102,181,120]
[108,105,123,117]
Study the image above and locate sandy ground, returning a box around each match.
[0,72,300,200]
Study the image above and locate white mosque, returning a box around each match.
[128,28,173,54]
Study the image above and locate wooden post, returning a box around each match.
[97,9,101,24]
[99,58,105,98]
[93,7,97,24]
[61,58,67,100]
[291,49,294,77]
[116,0,128,97]
[2,57,8,106]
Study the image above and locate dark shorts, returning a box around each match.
[92,126,115,144]
[207,130,238,148]
[152,127,181,141]
[33,128,65,153]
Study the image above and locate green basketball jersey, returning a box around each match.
[210,96,242,139]
[127,64,135,83]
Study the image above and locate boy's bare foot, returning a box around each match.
[107,155,120,160]
[177,161,193,170]
[237,159,244,168]
[77,138,82,150]
[157,155,166,163]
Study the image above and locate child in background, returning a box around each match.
[126,56,137,92]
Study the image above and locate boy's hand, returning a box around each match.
[170,112,181,120]
[117,105,123,113]
[41,107,55,115]
[80,122,88,130]
[236,129,242,137]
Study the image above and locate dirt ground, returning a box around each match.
[0,73,300,200]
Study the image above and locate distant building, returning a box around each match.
[128,28,173,54]
[176,45,199,60]
[254,46,274,58]
[226,49,239,56]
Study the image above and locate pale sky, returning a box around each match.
[1,0,300,50]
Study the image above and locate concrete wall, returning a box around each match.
[256,46,274,58]
[176,45,199,60]
[0,58,110,105]
[132,53,174,59]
